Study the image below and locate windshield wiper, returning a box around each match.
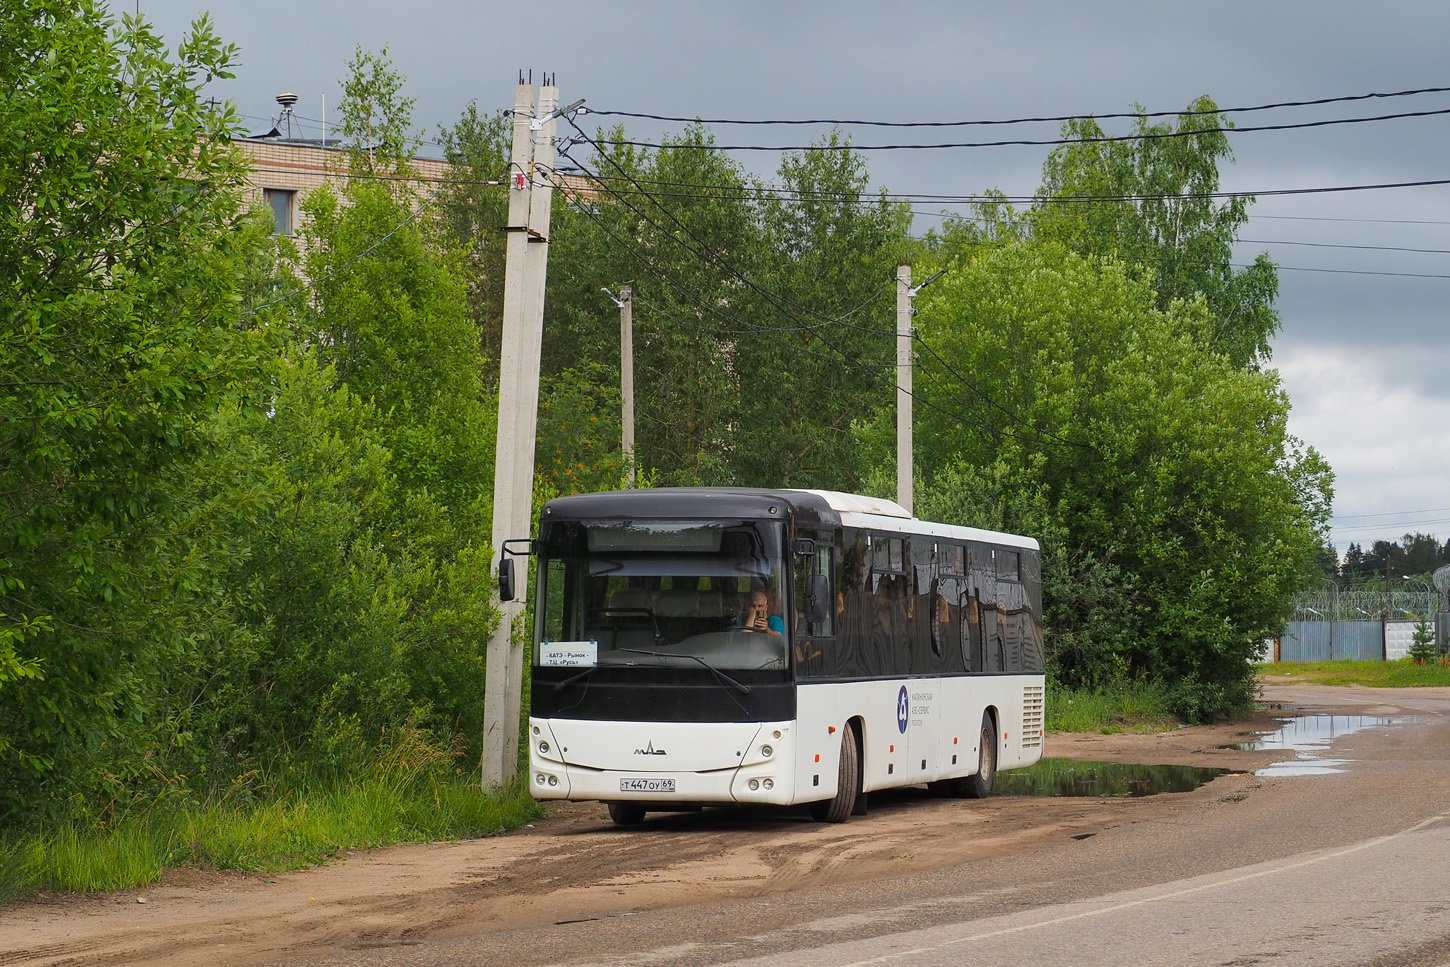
[616,648,752,694]
[602,608,669,648]
[553,666,596,691]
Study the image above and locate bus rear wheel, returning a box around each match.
[608,802,646,826]
[809,726,859,823]
[962,713,997,799]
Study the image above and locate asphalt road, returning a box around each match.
[290,683,1450,967]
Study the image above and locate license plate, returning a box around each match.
[619,777,675,792]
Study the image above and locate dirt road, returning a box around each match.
[4,682,1447,967]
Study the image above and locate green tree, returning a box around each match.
[0,1,276,817]
[1030,97,1279,368]
[435,102,511,377]
[212,50,498,772]
[1409,618,1437,663]
[861,242,1330,720]
[731,133,913,489]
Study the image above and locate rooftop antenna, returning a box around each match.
[275,92,299,139]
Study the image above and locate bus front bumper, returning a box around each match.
[528,717,796,806]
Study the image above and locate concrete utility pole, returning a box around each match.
[896,265,913,515]
[483,79,560,788]
[603,285,636,486]
[618,284,635,486]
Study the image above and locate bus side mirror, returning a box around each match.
[805,573,829,624]
[498,557,516,602]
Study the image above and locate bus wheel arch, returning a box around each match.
[965,708,998,799]
[810,719,862,823]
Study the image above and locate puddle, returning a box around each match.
[1256,759,1350,777]
[1232,715,1403,777]
[996,758,1228,798]
[1232,715,1395,754]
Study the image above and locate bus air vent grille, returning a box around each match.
[1020,685,1045,749]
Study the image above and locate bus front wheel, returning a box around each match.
[809,726,859,823]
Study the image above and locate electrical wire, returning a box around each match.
[589,85,1450,129]
[1332,517,1450,536]
[545,160,993,437]
[570,169,1450,205]
[591,106,1450,153]
[1238,238,1450,256]
[546,149,1076,449]
[557,124,882,330]
[1334,506,1450,520]
[553,186,914,436]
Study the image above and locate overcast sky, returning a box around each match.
[123,0,1450,554]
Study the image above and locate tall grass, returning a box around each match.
[1046,681,1176,733]
[0,727,541,901]
[1259,659,1450,687]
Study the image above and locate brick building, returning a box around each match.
[234,136,453,237]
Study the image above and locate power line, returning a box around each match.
[550,139,1082,451]
[552,184,916,433]
[1333,506,1450,520]
[1239,238,1450,256]
[1271,264,1450,280]
[1332,518,1450,536]
[544,157,1017,443]
[591,106,1450,153]
[1254,213,1450,227]
[588,85,1450,129]
[568,169,1450,207]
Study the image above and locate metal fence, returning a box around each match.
[1279,621,1389,662]
[1291,588,1439,623]
[1274,589,1444,662]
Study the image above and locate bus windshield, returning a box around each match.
[534,519,789,672]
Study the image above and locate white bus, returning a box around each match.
[517,488,1045,825]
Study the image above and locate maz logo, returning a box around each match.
[633,741,667,756]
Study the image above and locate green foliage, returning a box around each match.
[732,134,912,488]
[435,102,511,374]
[867,242,1329,721]
[1409,618,1438,664]
[0,1,278,820]
[203,52,499,781]
[436,119,912,490]
[336,45,420,177]
[1260,660,1450,686]
[537,366,629,495]
[1045,681,1175,733]
[0,727,541,900]
[0,32,503,834]
[1340,532,1450,589]
[1029,97,1279,368]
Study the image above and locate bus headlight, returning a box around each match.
[761,745,773,757]
[763,779,773,790]
[749,779,760,791]
[538,741,550,755]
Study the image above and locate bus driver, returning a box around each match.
[737,587,785,638]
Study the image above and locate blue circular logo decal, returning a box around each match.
[896,685,909,734]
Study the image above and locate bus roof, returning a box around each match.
[540,488,1037,551]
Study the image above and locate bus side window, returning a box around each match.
[541,558,567,642]
[794,542,834,638]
